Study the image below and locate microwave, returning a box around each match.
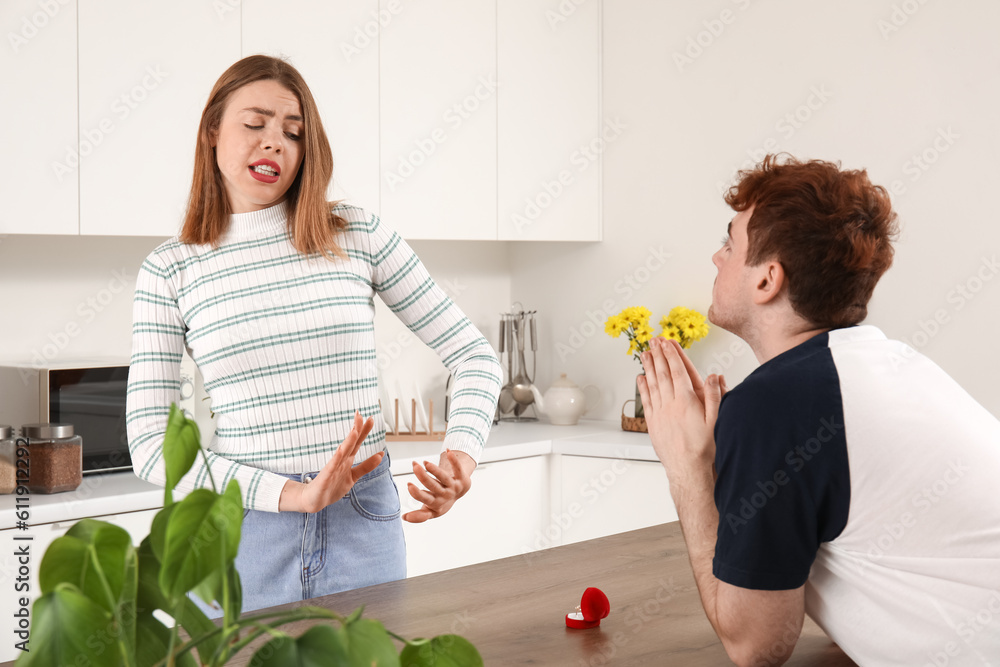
[0,355,209,475]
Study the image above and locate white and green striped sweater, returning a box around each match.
[126,202,502,512]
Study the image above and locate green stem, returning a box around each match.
[167,607,345,665]
[199,447,218,493]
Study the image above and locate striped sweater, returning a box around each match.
[126,202,502,512]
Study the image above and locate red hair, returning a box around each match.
[725,154,899,328]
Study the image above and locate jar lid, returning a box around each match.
[21,423,75,439]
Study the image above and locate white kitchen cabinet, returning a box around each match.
[379,0,497,240]
[77,0,240,236]
[497,0,602,241]
[242,0,380,214]
[0,0,78,235]
[393,455,549,577]
[0,508,159,663]
[552,455,677,546]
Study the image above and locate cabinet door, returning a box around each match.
[555,456,677,546]
[497,0,602,241]
[78,0,240,236]
[0,508,158,663]
[242,0,380,214]
[379,0,497,240]
[0,0,78,234]
[393,455,548,577]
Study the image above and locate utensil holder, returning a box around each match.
[384,398,447,441]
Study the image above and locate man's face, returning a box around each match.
[708,206,755,335]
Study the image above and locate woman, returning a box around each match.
[125,55,502,614]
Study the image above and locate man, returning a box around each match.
[639,154,1000,667]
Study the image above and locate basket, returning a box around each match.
[621,399,648,433]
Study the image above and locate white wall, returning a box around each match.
[512,0,1000,421]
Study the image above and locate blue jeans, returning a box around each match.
[192,450,406,618]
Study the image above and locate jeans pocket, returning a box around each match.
[350,471,401,522]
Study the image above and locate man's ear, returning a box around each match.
[752,260,785,305]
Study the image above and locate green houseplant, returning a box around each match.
[17,404,482,667]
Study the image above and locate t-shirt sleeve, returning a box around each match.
[712,379,850,590]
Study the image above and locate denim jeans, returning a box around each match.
[191,449,406,618]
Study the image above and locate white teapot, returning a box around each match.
[529,374,600,425]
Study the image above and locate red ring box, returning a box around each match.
[565,587,610,629]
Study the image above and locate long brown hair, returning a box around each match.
[180,55,348,258]
[725,153,899,329]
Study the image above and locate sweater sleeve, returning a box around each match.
[126,251,290,512]
[366,214,501,462]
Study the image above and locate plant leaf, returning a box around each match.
[248,625,350,667]
[135,612,199,667]
[159,480,242,604]
[191,559,242,618]
[137,537,222,663]
[339,618,401,667]
[400,635,483,667]
[39,520,132,616]
[163,403,202,504]
[14,584,119,667]
[149,503,176,564]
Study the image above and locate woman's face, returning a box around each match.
[210,79,305,214]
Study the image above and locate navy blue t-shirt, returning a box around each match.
[712,331,851,590]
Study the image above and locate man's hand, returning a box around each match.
[637,336,725,479]
[279,410,380,513]
[403,449,476,523]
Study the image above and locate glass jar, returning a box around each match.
[0,426,15,494]
[21,423,82,494]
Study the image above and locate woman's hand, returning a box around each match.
[403,449,476,523]
[278,410,379,513]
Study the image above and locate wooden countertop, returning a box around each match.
[219,522,856,666]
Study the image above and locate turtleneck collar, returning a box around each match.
[225,201,289,238]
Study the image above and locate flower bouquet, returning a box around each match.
[605,306,709,427]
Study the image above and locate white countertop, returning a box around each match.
[0,419,657,529]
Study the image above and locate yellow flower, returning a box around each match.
[662,328,682,344]
[635,324,655,345]
[627,339,638,356]
[604,315,626,338]
[621,306,651,328]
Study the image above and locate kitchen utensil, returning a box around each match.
[498,316,517,414]
[512,314,535,405]
[394,379,411,431]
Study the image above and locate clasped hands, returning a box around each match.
[279,410,474,520]
[637,336,727,481]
